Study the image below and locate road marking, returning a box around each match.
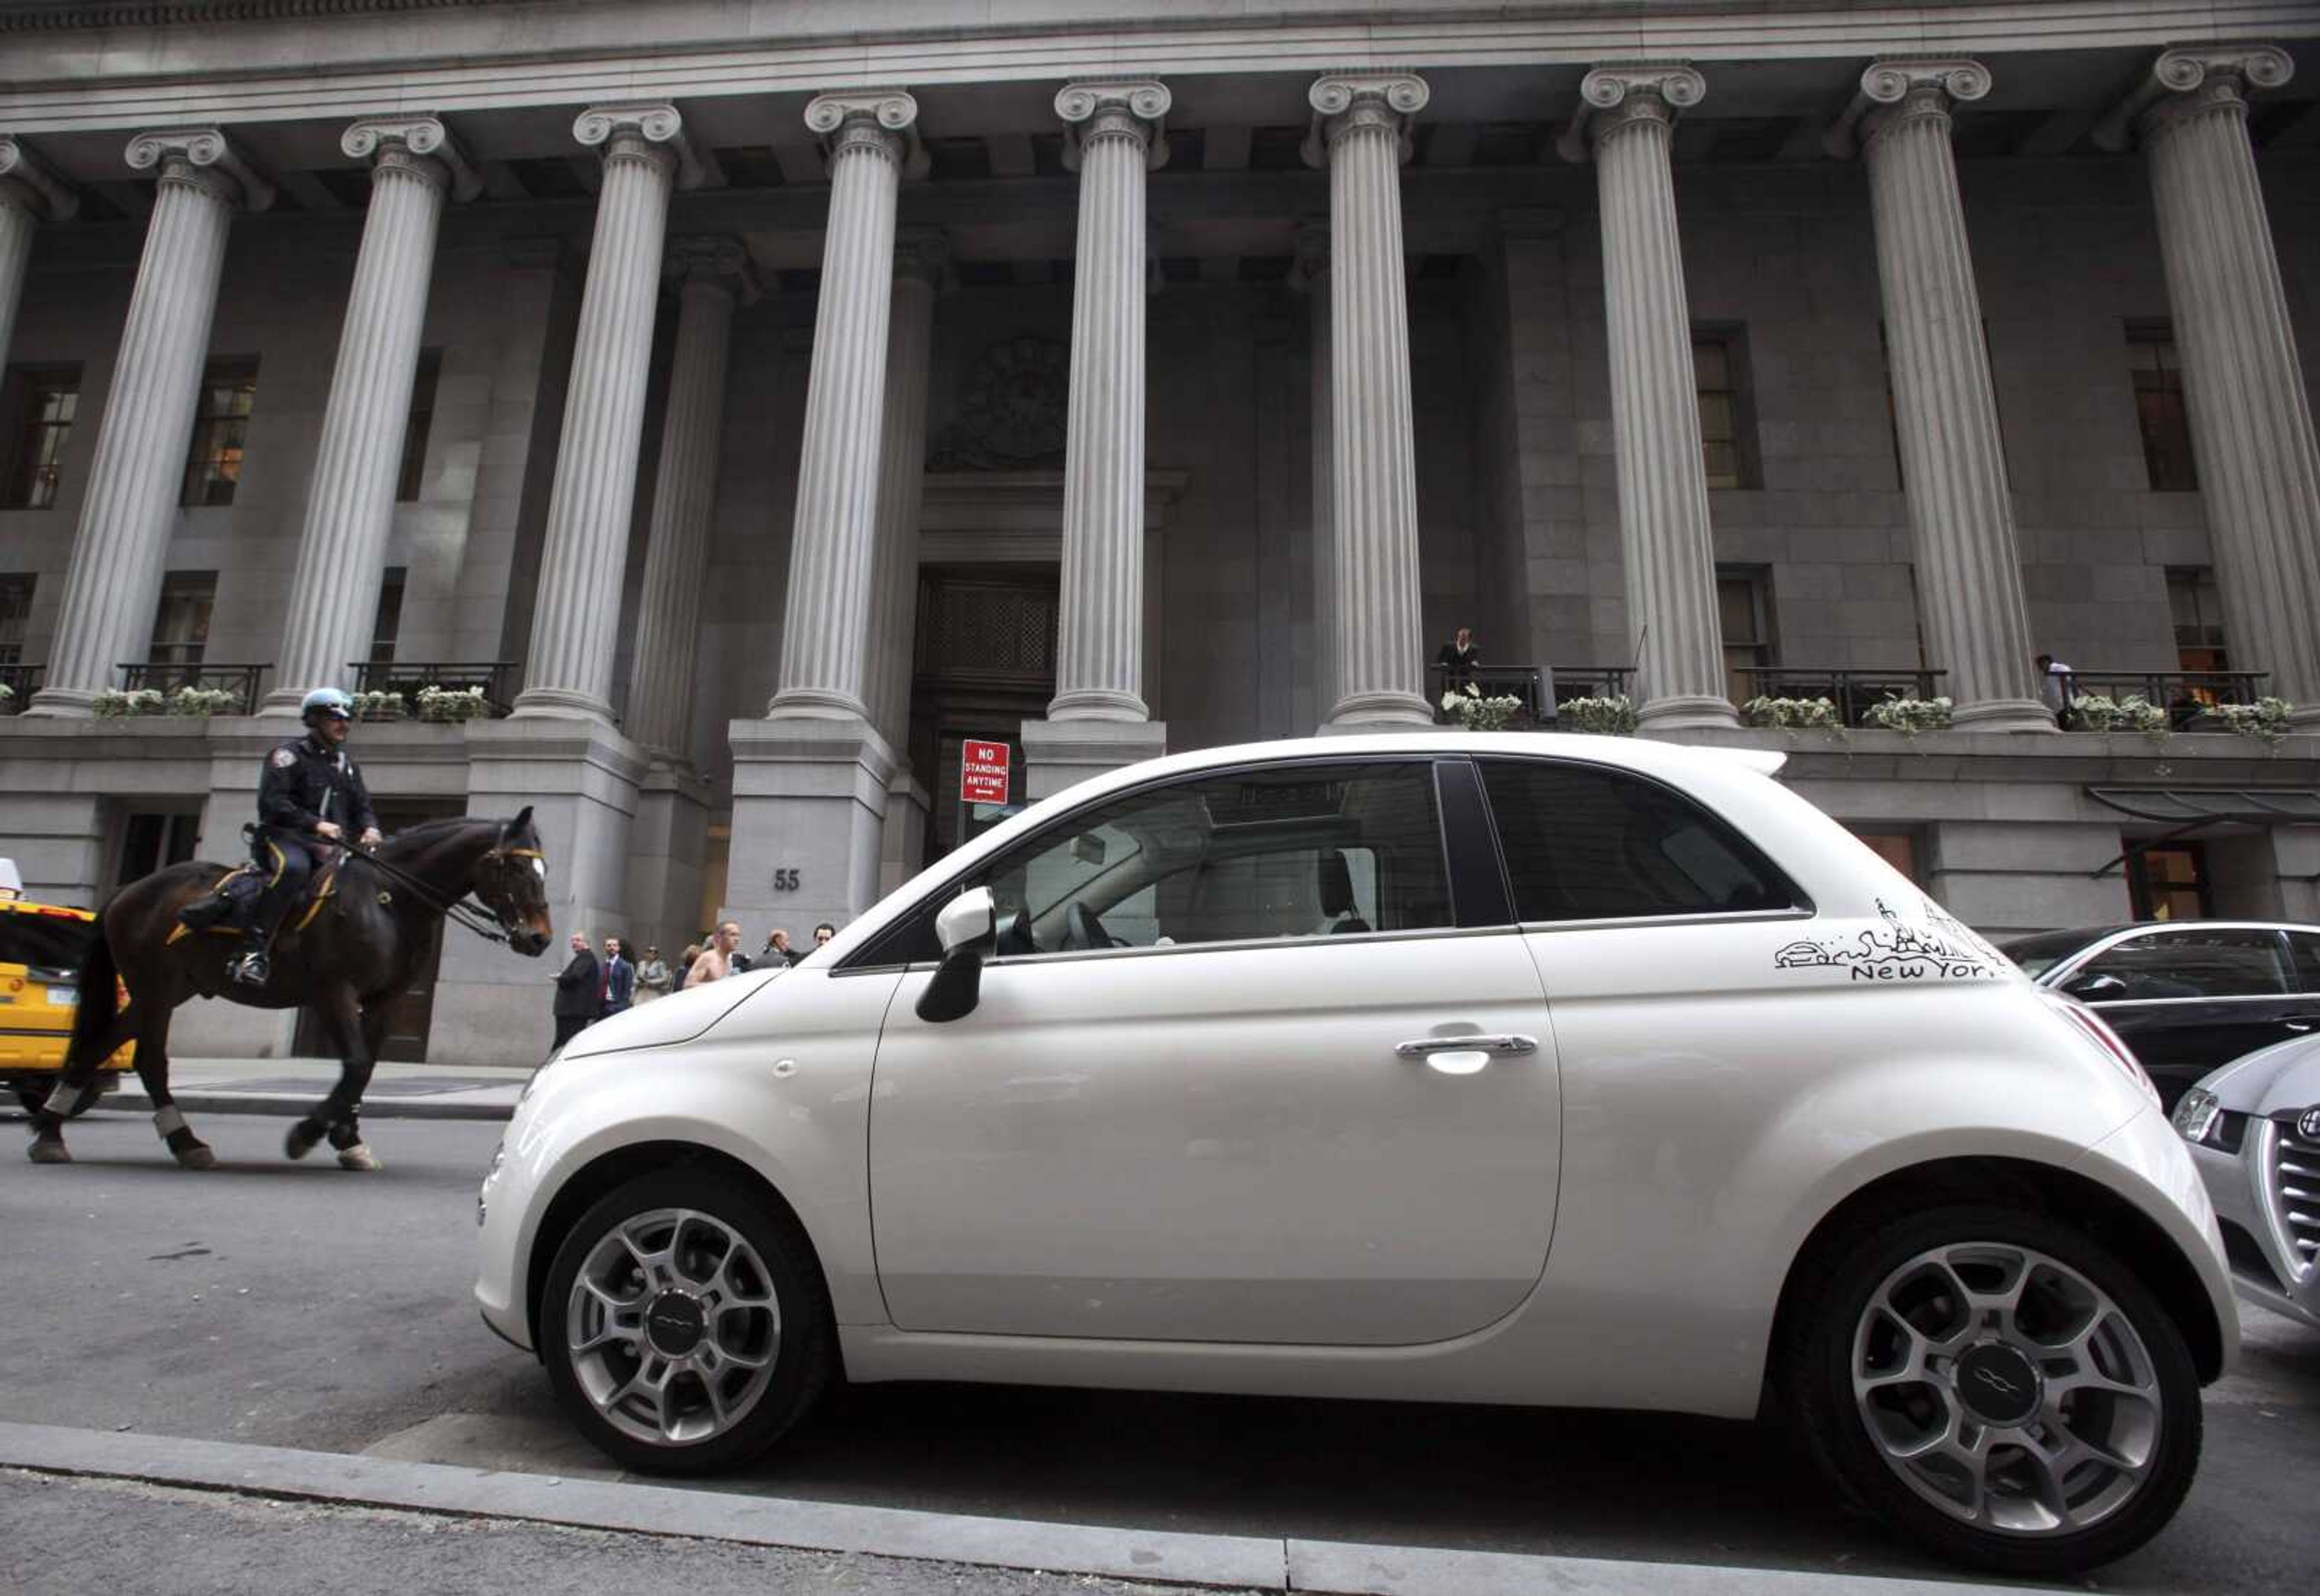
[0,1420,2078,1595]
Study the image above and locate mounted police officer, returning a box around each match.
[192,687,382,985]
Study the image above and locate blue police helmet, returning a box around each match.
[300,687,355,722]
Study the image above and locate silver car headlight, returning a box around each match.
[2172,1087,2227,1148]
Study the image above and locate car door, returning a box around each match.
[2064,926,2303,1105]
[866,756,1561,1347]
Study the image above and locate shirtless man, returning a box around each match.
[683,919,743,989]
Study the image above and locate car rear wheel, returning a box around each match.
[541,1169,833,1475]
[1782,1204,2200,1577]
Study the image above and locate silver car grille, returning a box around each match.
[2276,1119,2320,1278]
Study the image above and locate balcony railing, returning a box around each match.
[118,662,269,713]
[1549,665,1635,704]
[348,661,519,719]
[2060,670,2270,729]
[1738,667,1948,728]
[0,663,40,713]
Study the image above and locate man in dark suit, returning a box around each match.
[552,932,600,1051]
[600,936,635,1019]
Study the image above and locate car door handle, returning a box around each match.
[2284,1017,2320,1032]
[1394,1035,1538,1059]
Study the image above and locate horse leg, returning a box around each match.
[321,1004,392,1171]
[26,1006,130,1165]
[288,985,378,1170]
[137,1009,214,1171]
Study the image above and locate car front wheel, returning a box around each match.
[541,1169,833,1474]
[1783,1205,2201,1577]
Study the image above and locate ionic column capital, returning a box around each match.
[1824,59,1991,158]
[1555,64,1704,162]
[0,135,76,220]
[575,101,712,189]
[804,90,927,179]
[342,115,481,202]
[892,225,953,291]
[1057,80,1171,172]
[664,233,759,303]
[2095,45,2295,151]
[1303,72,1428,167]
[124,127,274,211]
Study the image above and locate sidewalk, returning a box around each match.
[89,1056,526,1122]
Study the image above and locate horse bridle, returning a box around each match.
[358,842,545,947]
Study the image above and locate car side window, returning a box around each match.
[1477,758,1798,922]
[879,761,1452,964]
[2080,928,2291,999]
[2288,932,2320,992]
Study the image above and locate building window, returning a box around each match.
[2167,567,2228,675]
[147,570,216,680]
[1717,567,1774,707]
[117,811,200,889]
[368,567,407,664]
[0,573,31,666]
[181,358,259,507]
[3,365,79,509]
[1848,828,1924,885]
[2124,840,2210,922]
[396,349,441,503]
[2127,324,2197,492]
[1692,326,1761,490]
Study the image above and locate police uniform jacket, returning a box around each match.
[258,734,379,841]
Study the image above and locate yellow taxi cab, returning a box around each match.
[0,859,132,1114]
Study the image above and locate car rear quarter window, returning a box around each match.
[2288,932,2320,992]
[0,912,97,979]
[2081,928,2292,999]
[1477,759,1799,922]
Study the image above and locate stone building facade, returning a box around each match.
[0,2,2315,1062]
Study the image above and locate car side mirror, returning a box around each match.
[916,886,996,1023]
[2064,971,2127,1002]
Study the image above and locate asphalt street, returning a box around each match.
[2,1109,2315,1591]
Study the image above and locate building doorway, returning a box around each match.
[909,565,1057,861]
[291,797,463,1061]
[2124,840,2212,922]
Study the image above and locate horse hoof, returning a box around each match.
[173,1142,216,1171]
[285,1120,323,1161]
[335,1142,382,1173]
[28,1133,69,1165]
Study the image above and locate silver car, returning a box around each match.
[2174,1037,2320,1331]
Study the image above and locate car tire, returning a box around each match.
[1780,1203,2201,1578]
[541,1168,834,1475]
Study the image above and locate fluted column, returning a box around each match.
[767,90,921,721]
[1291,220,1339,728]
[1852,62,2048,730]
[627,237,755,758]
[2104,47,2320,721]
[514,103,702,722]
[868,228,946,755]
[263,118,477,715]
[1046,80,1169,722]
[1559,66,1736,729]
[0,137,75,373]
[1307,74,1432,729]
[30,130,273,716]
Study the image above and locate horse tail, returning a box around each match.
[60,919,121,1090]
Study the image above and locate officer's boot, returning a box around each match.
[230,924,271,986]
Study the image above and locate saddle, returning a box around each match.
[169,849,346,945]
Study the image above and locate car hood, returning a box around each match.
[2198,1032,2320,1114]
[559,967,782,1059]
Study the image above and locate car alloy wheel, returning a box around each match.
[1851,1241,2160,1536]
[566,1206,781,1447]
[1785,1205,2200,1577]
[543,1170,832,1473]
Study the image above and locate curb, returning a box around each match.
[0,1420,2035,1596]
[100,1089,513,1123]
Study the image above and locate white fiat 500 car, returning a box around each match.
[477,733,2232,1576]
[2173,1035,2320,1331]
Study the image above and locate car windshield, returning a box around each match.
[1997,928,2103,979]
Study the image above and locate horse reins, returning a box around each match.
[350,844,543,947]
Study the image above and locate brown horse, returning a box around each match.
[27,809,555,1170]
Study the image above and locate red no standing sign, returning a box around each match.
[961,739,1011,807]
